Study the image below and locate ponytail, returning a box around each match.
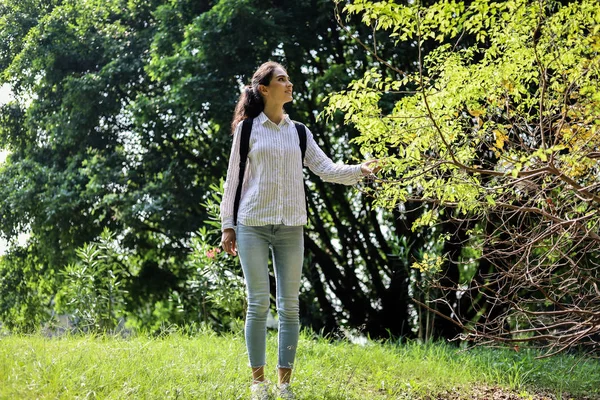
[231,86,264,133]
[230,61,286,134]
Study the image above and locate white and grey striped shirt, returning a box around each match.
[220,112,363,231]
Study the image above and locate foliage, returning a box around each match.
[49,183,245,334]
[0,0,213,330]
[144,0,420,338]
[0,0,421,339]
[178,226,246,332]
[54,228,129,332]
[0,245,54,332]
[327,0,600,353]
[153,182,246,333]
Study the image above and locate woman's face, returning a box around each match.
[260,67,293,106]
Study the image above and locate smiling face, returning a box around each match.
[259,66,293,106]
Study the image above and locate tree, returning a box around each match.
[1,0,423,337]
[147,0,430,337]
[327,0,600,353]
[0,0,215,329]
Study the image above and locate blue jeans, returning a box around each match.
[236,224,304,369]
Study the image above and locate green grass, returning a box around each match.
[0,329,598,399]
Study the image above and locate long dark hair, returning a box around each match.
[231,61,285,133]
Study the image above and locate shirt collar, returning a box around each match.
[257,112,291,128]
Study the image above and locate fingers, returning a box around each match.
[371,161,381,174]
[224,239,237,256]
[369,159,382,173]
[361,159,382,175]
[221,230,237,256]
[367,159,381,173]
[231,239,237,256]
[221,239,237,256]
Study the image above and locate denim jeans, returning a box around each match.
[236,224,304,369]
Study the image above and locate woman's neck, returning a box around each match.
[262,103,285,125]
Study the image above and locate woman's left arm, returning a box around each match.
[304,127,378,185]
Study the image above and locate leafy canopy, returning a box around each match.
[327,0,600,223]
[327,0,600,352]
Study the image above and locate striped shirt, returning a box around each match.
[220,112,363,231]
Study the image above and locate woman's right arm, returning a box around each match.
[220,122,243,233]
[220,122,244,256]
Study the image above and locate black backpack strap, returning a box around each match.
[233,118,253,226]
[294,122,309,218]
[294,122,307,163]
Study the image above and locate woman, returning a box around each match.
[220,61,378,400]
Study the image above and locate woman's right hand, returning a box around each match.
[221,228,237,256]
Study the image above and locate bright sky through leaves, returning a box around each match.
[0,84,11,163]
[0,84,13,252]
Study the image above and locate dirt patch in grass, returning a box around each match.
[432,385,599,400]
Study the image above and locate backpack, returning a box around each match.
[233,117,307,226]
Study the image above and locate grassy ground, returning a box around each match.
[0,329,598,399]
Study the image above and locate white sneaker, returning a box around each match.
[276,383,295,400]
[250,381,270,400]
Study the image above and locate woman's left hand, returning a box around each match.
[360,159,381,176]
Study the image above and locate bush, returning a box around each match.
[54,228,128,332]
